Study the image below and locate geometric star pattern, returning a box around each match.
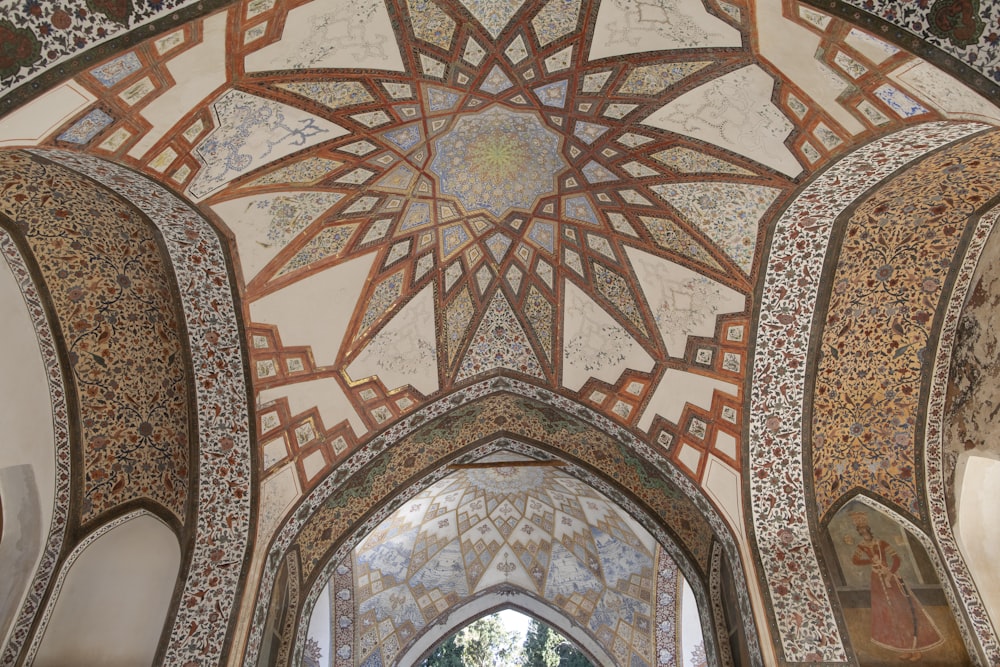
[351,455,661,667]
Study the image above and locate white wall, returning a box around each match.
[955,452,1000,634]
[0,249,56,646]
[33,514,180,667]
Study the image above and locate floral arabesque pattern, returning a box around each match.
[249,377,761,667]
[812,129,1000,520]
[924,202,1000,663]
[0,150,190,524]
[35,149,252,667]
[749,120,986,663]
[0,229,72,666]
[837,0,999,83]
[291,393,714,581]
[293,437,730,667]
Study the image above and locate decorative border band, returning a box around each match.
[748,121,987,662]
[924,203,1000,664]
[32,149,253,666]
[245,378,762,667]
[0,229,71,665]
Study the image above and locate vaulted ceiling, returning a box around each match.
[0,0,999,665]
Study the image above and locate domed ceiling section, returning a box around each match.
[224,0,777,405]
[327,452,685,667]
[2,0,999,664]
[23,0,992,537]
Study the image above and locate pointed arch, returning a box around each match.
[395,590,617,666]
[245,378,763,666]
[922,198,1000,661]
[0,149,255,667]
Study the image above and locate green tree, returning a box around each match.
[522,619,560,667]
[423,615,521,667]
[421,634,463,667]
[553,641,593,667]
[521,619,594,667]
[456,615,522,667]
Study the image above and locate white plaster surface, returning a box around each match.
[637,368,737,431]
[713,431,737,461]
[250,253,375,367]
[211,191,346,282]
[891,60,1000,126]
[561,279,654,392]
[844,27,900,64]
[33,515,180,667]
[753,0,865,135]
[677,443,703,475]
[0,256,53,528]
[128,11,229,159]
[626,246,745,356]
[306,584,331,667]
[643,65,803,177]
[258,464,300,545]
[0,466,42,648]
[679,579,705,667]
[244,0,405,72]
[955,453,1000,634]
[702,455,742,538]
[347,283,439,396]
[0,82,96,148]
[589,0,740,59]
[0,254,55,646]
[259,376,367,438]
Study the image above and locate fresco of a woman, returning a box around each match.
[848,511,943,661]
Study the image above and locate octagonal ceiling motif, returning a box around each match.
[4,0,1000,663]
[217,0,791,445]
[45,0,966,517]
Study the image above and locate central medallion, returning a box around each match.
[428,105,567,219]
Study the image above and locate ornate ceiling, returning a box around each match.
[0,0,999,665]
[339,453,675,667]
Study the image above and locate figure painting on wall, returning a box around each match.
[845,510,942,661]
[826,498,971,666]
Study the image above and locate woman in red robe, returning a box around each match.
[850,511,943,661]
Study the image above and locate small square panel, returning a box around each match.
[612,401,632,418]
[301,448,327,481]
[260,411,281,433]
[726,325,744,342]
[722,352,741,373]
[294,421,317,446]
[695,348,713,365]
[261,436,288,469]
[256,359,277,378]
[721,406,738,423]
[677,443,702,474]
[688,417,707,440]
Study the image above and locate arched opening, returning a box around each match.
[31,513,181,667]
[301,450,695,666]
[411,608,605,666]
[0,235,57,646]
[247,382,757,667]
